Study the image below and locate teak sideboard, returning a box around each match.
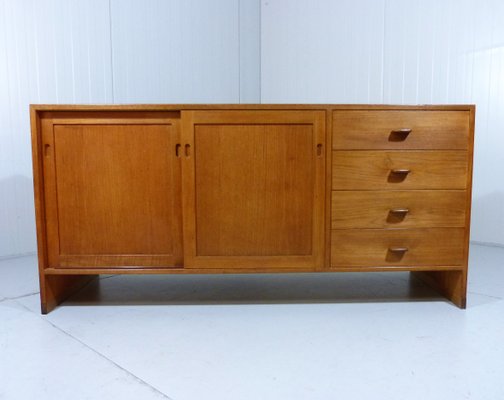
[30,104,475,313]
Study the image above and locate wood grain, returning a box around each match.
[194,124,313,256]
[30,107,49,280]
[331,190,466,229]
[333,110,469,149]
[31,104,475,112]
[332,150,468,190]
[43,265,464,275]
[412,270,466,308]
[324,110,333,269]
[41,275,97,314]
[331,228,465,267]
[182,110,326,269]
[41,113,183,267]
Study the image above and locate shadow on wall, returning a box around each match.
[470,191,504,246]
[0,174,37,258]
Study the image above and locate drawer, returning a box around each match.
[333,110,469,150]
[332,151,468,190]
[331,190,467,229]
[331,228,465,267]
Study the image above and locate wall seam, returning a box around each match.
[1,0,17,256]
[381,0,386,103]
[108,0,115,103]
[259,0,262,103]
[238,0,241,103]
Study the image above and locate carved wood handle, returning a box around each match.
[391,169,411,175]
[391,128,412,134]
[389,128,412,142]
[388,247,409,253]
[389,208,409,215]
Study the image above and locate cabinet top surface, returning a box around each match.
[31,104,475,112]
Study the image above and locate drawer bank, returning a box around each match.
[30,104,475,313]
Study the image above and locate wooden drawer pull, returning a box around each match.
[387,208,409,223]
[389,208,409,215]
[389,128,412,142]
[388,168,411,183]
[386,246,409,262]
[391,168,411,175]
[388,247,409,253]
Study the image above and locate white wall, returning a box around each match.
[1,0,114,258]
[0,0,260,258]
[2,0,504,257]
[261,0,504,246]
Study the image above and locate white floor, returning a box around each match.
[0,244,503,400]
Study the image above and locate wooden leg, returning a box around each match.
[40,274,98,314]
[411,270,467,309]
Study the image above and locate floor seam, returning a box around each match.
[468,290,503,300]
[13,300,175,400]
[0,291,40,303]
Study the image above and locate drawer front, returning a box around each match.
[332,151,468,190]
[331,228,465,267]
[333,110,469,150]
[331,190,467,229]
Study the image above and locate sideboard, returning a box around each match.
[30,104,475,313]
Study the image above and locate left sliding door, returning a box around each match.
[39,111,182,268]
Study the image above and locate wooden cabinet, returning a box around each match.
[31,105,475,313]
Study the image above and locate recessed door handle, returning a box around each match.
[175,143,181,158]
[184,144,191,158]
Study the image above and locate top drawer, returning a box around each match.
[333,111,469,150]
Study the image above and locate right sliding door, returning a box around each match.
[181,110,326,270]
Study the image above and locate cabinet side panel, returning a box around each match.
[31,108,50,309]
[31,109,46,268]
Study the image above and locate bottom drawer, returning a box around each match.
[331,228,465,267]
